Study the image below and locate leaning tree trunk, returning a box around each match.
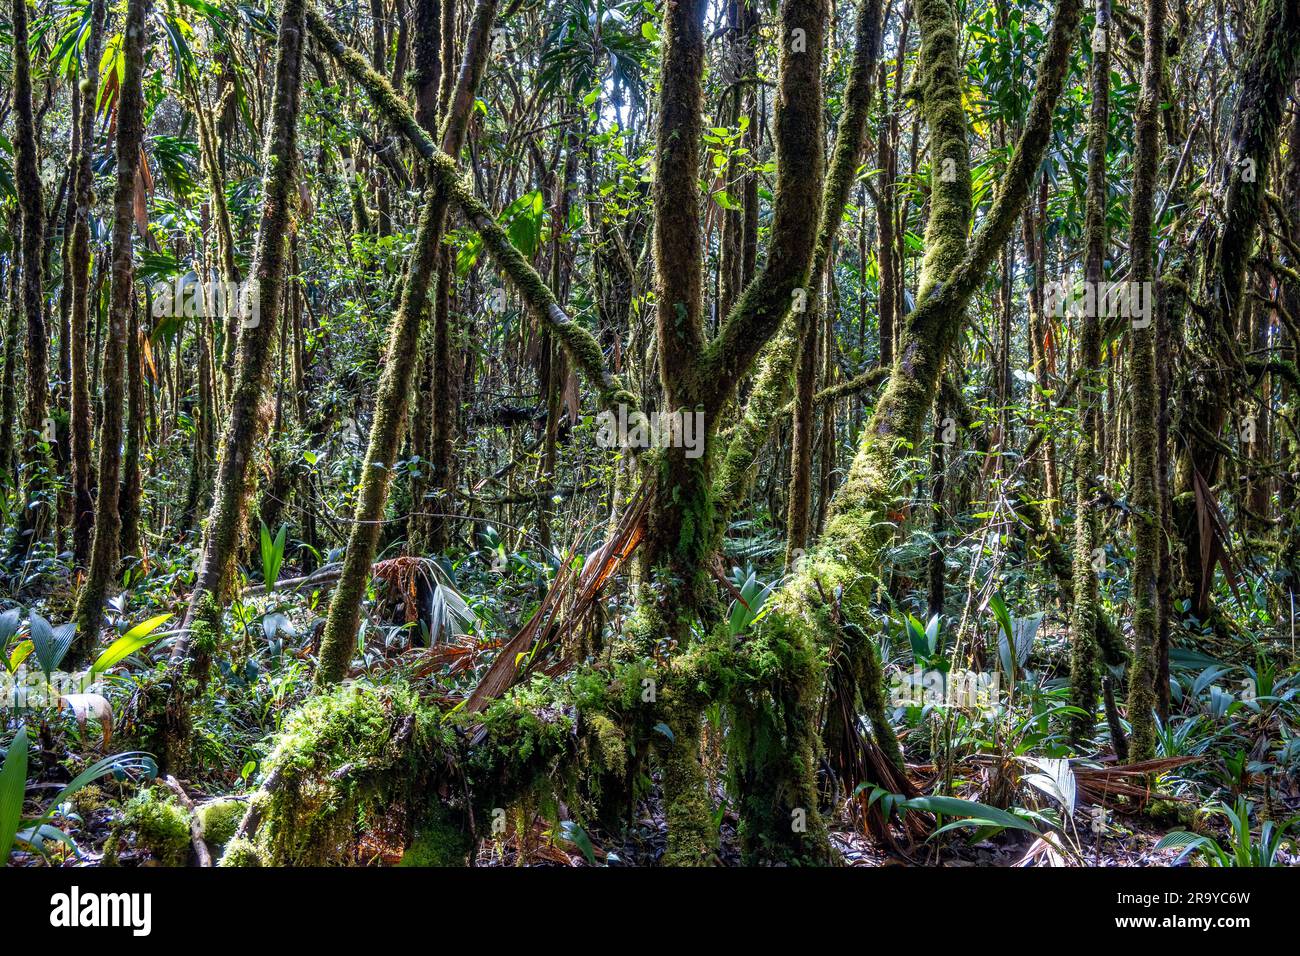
[72,0,152,651]
[157,0,308,769]
[313,0,501,687]
[712,0,883,538]
[303,1,638,687]
[731,0,1082,858]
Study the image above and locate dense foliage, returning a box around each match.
[0,0,1298,868]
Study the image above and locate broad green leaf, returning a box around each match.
[89,614,173,678]
[901,795,1040,836]
[0,726,29,865]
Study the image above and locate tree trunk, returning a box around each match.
[1070,0,1109,746]
[158,0,309,767]
[119,294,145,560]
[744,0,1081,857]
[1123,0,1164,763]
[314,0,501,687]
[0,211,22,494]
[73,0,152,648]
[8,0,51,560]
[68,0,108,569]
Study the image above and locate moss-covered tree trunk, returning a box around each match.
[8,0,51,561]
[711,0,884,539]
[157,0,309,767]
[0,221,21,494]
[738,0,1082,856]
[313,0,501,687]
[120,295,145,560]
[785,302,819,568]
[1123,0,1164,763]
[72,0,152,650]
[68,0,108,570]
[406,0,443,554]
[638,0,829,865]
[1070,0,1109,746]
[192,73,243,411]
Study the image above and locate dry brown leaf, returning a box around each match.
[59,693,113,747]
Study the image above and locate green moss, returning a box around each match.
[218,836,266,867]
[106,787,192,867]
[189,592,222,658]
[196,798,245,852]
[587,714,627,780]
[398,805,474,867]
[68,783,108,818]
[466,677,580,806]
[255,680,453,865]
[914,0,972,301]
[656,692,716,866]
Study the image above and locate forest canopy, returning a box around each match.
[0,0,1298,872]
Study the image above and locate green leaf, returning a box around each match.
[0,608,22,649]
[1,726,29,865]
[905,614,930,661]
[89,614,173,679]
[260,522,287,590]
[988,593,1016,679]
[7,639,34,674]
[29,612,76,681]
[559,820,597,864]
[901,795,1040,836]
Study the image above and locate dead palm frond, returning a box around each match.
[373,555,477,645]
[462,477,654,714]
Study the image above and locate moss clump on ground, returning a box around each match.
[255,680,454,865]
[68,783,109,818]
[105,787,193,867]
[218,836,266,867]
[398,804,475,867]
[197,798,245,852]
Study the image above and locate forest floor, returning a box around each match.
[14,745,1296,867]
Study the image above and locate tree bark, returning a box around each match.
[1070,0,1110,747]
[314,0,501,687]
[1123,0,1164,763]
[68,0,108,569]
[73,0,152,648]
[8,0,52,560]
[157,0,309,768]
